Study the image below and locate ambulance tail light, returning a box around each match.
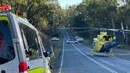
[19,62,28,73]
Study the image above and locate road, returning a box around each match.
[53,30,130,73]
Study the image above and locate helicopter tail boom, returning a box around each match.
[100,41,118,53]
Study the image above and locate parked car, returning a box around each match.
[76,37,84,42]
[67,39,78,44]
[51,37,60,41]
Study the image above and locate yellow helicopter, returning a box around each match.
[61,27,130,56]
[92,32,118,56]
[92,24,130,56]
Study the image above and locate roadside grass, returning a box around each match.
[50,38,63,70]
[39,31,63,71]
[125,46,130,50]
[116,45,130,51]
[83,39,93,47]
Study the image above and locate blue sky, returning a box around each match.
[58,0,82,8]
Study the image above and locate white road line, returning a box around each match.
[72,44,118,73]
[102,60,130,73]
[100,57,130,73]
[59,40,65,73]
[115,53,130,55]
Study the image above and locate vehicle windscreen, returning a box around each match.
[0,20,15,64]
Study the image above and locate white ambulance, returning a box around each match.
[0,5,52,73]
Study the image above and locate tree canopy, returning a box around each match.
[1,0,130,44]
[0,0,64,37]
[64,0,130,44]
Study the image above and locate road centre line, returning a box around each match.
[78,43,130,72]
[72,44,118,73]
[101,60,129,73]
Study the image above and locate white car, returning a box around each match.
[67,39,78,43]
[75,36,79,39]
[76,38,84,42]
[51,37,60,41]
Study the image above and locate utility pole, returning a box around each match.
[112,18,115,36]
[126,25,128,45]
[125,0,129,46]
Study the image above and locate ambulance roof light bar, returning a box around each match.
[0,5,12,13]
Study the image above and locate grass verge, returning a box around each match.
[50,38,63,72]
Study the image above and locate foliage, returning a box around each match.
[65,0,130,45]
[1,0,130,45]
[0,0,63,37]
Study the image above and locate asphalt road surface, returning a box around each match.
[53,30,130,73]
